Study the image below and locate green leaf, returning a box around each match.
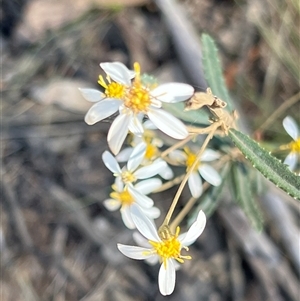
[229,129,300,200]
[249,167,266,196]
[201,34,233,111]
[163,102,210,126]
[230,163,264,231]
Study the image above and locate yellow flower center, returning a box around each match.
[98,62,153,113]
[290,138,300,153]
[121,170,137,184]
[148,226,191,268]
[110,186,134,206]
[145,143,158,160]
[123,63,151,113]
[143,130,159,160]
[98,75,125,99]
[184,147,200,172]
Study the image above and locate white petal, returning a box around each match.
[142,206,161,219]
[135,178,162,194]
[108,62,135,79]
[132,135,144,146]
[148,108,188,139]
[283,116,299,141]
[151,83,194,103]
[133,231,152,248]
[103,199,121,211]
[179,210,206,246]
[159,165,174,180]
[84,99,121,125]
[173,260,181,271]
[201,149,220,162]
[151,98,162,108]
[117,244,154,260]
[109,62,136,79]
[79,88,104,102]
[127,142,146,172]
[121,207,136,229]
[130,204,160,241]
[158,260,176,296]
[199,164,222,186]
[114,176,124,191]
[284,152,298,171]
[107,113,131,155]
[143,119,157,130]
[153,137,164,148]
[127,186,154,208]
[132,233,158,265]
[116,147,133,162]
[102,151,122,174]
[100,62,132,86]
[188,172,203,198]
[131,233,159,266]
[134,159,166,179]
[145,256,160,265]
[168,150,187,163]
[128,70,136,79]
[129,116,144,136]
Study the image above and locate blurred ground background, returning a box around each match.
[1,0,300,300]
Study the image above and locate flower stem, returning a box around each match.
[160,135,194,159]
[160,124,219,160]
[160,122,220,228]
[154,174,185,192]
[169,184,210,232]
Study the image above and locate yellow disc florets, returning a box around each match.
[99,62,153,113]
[184,147,200,172]
[143,130,159,160]
[110,186,134,206]
[290,138,300,153]
[145,143,158,160]
[121,170,137,184]
[149,226,191,268]
[123,62,151,113]
[98,75,125,99]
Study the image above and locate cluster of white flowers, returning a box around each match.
[78,59,300,295]
[80,61,222,295]
[102,142,164,229]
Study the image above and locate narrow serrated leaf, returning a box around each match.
[231,163,264,231]
[249,168,266,196]
[201,34,233,111]
[229,129,300,200]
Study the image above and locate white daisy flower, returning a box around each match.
[169,147,222,198]
[104,177,161,229]
[282,116,300,171]
[102,142,167,185]
[131,231,182,269]
[117,204,207,296]
[80,61,194,154]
